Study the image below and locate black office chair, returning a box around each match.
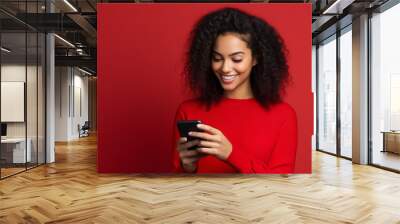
[79,121,90,138]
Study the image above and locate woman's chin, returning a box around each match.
[220,84,236,91]
[219,80,237,90]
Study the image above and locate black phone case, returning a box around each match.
[177,120,202,150]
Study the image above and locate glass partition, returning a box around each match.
[1,30,28,177]
[0,1,46,179]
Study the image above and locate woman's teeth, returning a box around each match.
[222,75,237,81]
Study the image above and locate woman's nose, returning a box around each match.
[221,61,232,73]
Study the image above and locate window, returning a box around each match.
[317,35,337,154]
[370,2,400,171]
[339,27,352,158]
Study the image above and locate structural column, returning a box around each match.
[46,1,55,163]
[352,14,369,164]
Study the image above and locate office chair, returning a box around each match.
[79,121,90,138]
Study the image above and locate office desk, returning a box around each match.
[1,138,32,164]
[381,131,400,154]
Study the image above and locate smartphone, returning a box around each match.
[177,120,202,150]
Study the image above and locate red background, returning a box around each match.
[97,3,313,173]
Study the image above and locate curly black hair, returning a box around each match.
[184,7,289,110]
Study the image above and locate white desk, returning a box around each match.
[1,138,32,163]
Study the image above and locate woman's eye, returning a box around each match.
[212,58,223,62]
[232,59,242,63]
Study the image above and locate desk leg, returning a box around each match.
[382,133,386,153]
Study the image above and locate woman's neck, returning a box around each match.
[223,81,254,99]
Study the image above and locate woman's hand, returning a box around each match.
[188,124,232,161]
[176,137,206,173]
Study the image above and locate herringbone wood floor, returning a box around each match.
[1,134,400,224]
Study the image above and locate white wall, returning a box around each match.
[72,73,89,138]
[1,64,25,81]
[1,65,40,137]
[1,65,25,132]
[55,67,89,141]
[55,66,70,141]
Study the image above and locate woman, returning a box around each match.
[172,7,297,174]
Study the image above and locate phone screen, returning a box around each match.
[177,120,202,150]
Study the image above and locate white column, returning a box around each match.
[46,1,55,163]
[46,33,55,163]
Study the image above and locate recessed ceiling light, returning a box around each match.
[54,34,75,48]
[1,47,11,53]
[78,67,93,76]
[322,0,355,15]
[63,0,78,12]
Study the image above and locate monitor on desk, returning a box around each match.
[1,123,7,138]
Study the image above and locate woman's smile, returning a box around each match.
[220,74,239,83]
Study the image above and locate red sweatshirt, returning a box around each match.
[172,97,297,174]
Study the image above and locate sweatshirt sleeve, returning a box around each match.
[171,104,186,173]
[226,107,298,174]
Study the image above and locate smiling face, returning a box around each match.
[211,32,257,99]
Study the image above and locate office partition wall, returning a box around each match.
[0,1,46,179]
[0,31,28,177]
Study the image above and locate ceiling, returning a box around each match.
[0,0,392,75]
